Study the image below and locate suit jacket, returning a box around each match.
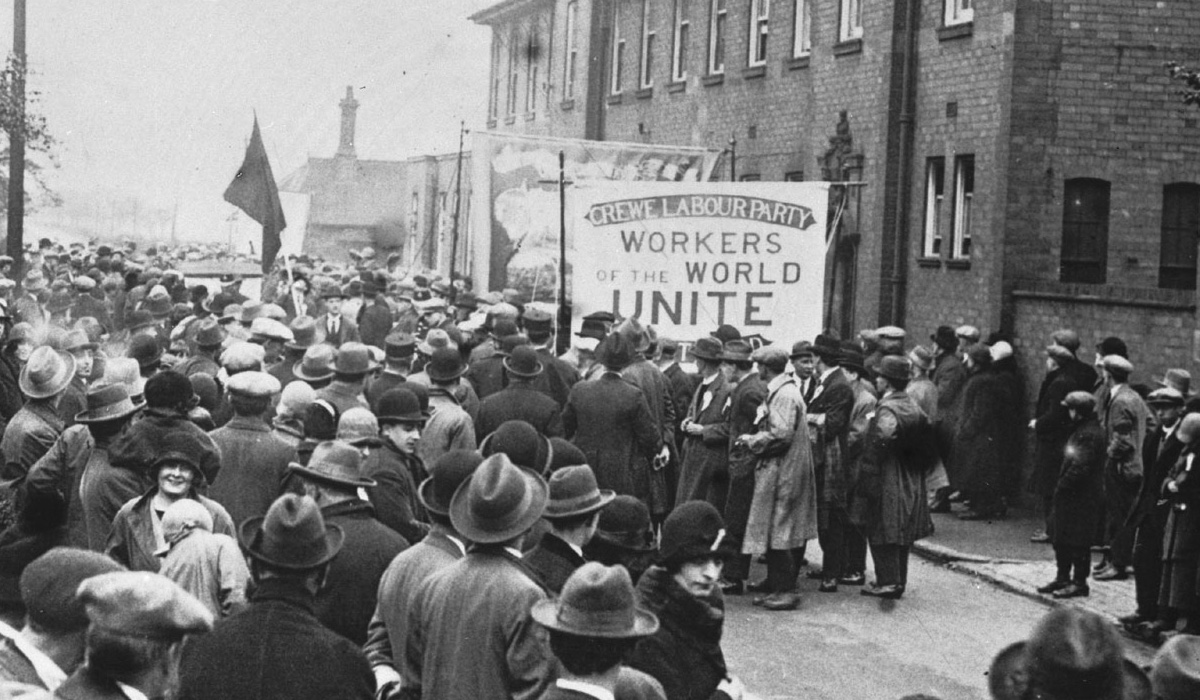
[208,416,297,527]
[358,298,394,350]
[806,368,855,510]
[562,373,661,504]
[177,578,375,700]
[315,313,360,347]
[535,347,580,408]
[315,380,370,417]
[676,373,732,504]
[725,372,768,480]
[1129,423,1184,530]
[1103,383,1150,484]
[467,355,508,401]
[476,382,564,439]
[525,532,586,594]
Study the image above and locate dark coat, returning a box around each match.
[106,490,234,572]
[57,377,87,429]
[24,424,96,547]
[676,373,732,506]
[54,666,127,700]
[525,532,586,594]
[267,348,304,389]
[0,353,23,433]
[467,355,508,401]
[476,382,564,439]
[563,373,660,505]
[365,372,407,411]
[175,353,221,379]
[208,416,297,527]
[662,362,698,435]
[316,500,409,647]
[851,391,934,546]
[79,441,151,552]
[1032,364,1086,496]
[806,368,855,515]
[1051,416,1106,547]
[177,578,375,700]
[539,672,667,700]
[1129,423,1184,532]
[931,352,967,466]
[315,313,361,347]
[1,400,63,489]
[1159,446,1200,612]
[534,347,579,408]
[357,297,393,350]
[364,440,431,544]
[108,408,222,485]
[951,368,1024,496]
[629,566,728,700]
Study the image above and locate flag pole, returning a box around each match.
[448,122,466,304]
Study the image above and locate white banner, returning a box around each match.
[569,182,829,344]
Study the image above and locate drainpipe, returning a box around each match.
[888,0,920,325]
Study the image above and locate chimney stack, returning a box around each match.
[337,86,359,158]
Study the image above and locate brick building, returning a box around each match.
[471,0,1200,397]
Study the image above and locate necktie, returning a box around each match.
[329,317,339,337]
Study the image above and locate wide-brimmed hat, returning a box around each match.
[877,355,912,382]
[20,347,75,399]
[426,346,467,382]
[503,345,544,378]
[690,336,724,362]
[1156,368,1193,396]
[193,317,226,349]
[294,344,336,382]
[288,440,377,489]
[531,562,659,639]
[417,328,457,356]
[1146,387,1185,408]
[286,316,318,351]
[450,452,548,544]
[332,342,380,375]
[75,383,144,424]
[543,465,615,520]
[143,292,172,319]
[1152,634,1200,700]
[375,388,428,425]
[720,339,753,363]
[988,608,1150,700]
[418,449,484,516]
[63,329,98,354]
[239,494,344,571]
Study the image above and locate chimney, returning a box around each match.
[337,86,359,158]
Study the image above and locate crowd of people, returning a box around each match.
[0,237,1196,699]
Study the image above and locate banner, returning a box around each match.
[469,132,721,302]
[569,182,830,344]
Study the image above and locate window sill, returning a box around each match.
[946,258,971,270]
[560,99,575,111]
[742,64,767,80]
[504,115,517,125]
[916,256,942,269]
[635,87,653,99]
[833,38,863,57]
[701,73,725,87]
[667,80,686,94]
[607,93,624,105]
[785,56,810,71]
[937,23,973,41]
[524,112,536,122]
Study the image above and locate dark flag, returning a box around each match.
[224,117,286,273]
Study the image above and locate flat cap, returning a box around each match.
[221,341,266,372]
[1062,391,1097,411]
[1147,387,1185,407]
[1050,329,1081,353]
[876,325,906,340]
[1102,355,1134,377]
[226,370,282,398]
[19,548,126,632]
[955,325,981,342]
[1046,343,1075,362]
[78,571,213,640]
[73,276,97,292]
[249,317,294,342]
[752,344,790,371]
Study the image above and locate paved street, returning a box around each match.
[722,551,1154,700]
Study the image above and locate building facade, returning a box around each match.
[472,0,1200,397]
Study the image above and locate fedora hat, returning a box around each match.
[480,420,553,474]
[593,494,655,552]
[332,342,380,375]
[285,316,318,351]
[1157,368,1193,396]
[531,562,659,639]
[193,318,226,349]
[1152,634,1200,700]
[20,347,75,399]
[1147,387,1185,408]
[425,346,467,382]
[789,340,814,359]
[127,335,163,370]
[21,269,46,292]
[877,355,912,382]
[503,345,544,378]
[811,334,841,362]
[75,383,144,424]
[288,440,377,489]
[63,329,98,353]
[143,292,172,319]
[419,449,484,516]
[596,333,634,370]
[720,339,753,363]
[450,452,548,544]
[294,344,336,382]
[690,336,724,362]
[375,388,428,425]
[239,494,345,571]
[543,465,615,520]
[417,328,457,356]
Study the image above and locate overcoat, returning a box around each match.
[525,531,586,594]
[931,351,967,470]
[1050,416,1106,547]
[1128,423,1184,533]
[741,375,818,553]
[56,377,87,429]
[806,368,855,520]
[1,400,63,490]
[106,490,235,572]
[563,373,661,506]
[315,379,370,416]
[208,415,297,527]
[417,392,477,468]
[1160,446,1200,612]
[676,373,732,506]
[357,297,393,350]
[78,441,151,552]
[951,368,1023,496]
[365,371,407,410]
[467,355,508,401]
[1102,383,1150,540]
[176,577,375,700]
[1032,363,1085,496]
[23,424,96,547]
[364,440,431,544]
[535,347,580,408]
[850,390,934,546]
[108,408,222,484]
[476,382,564,438]
[719,372,768,553]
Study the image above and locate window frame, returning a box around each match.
[1059,177,1111,285]
[507,27,522,115]
[671,0,691,82]
[922,157,945,258]
[564,1,579,100]
[489,34,502,119]
[1159,182,1200,290]
[525,24,540,113]
[707,0,727,75]
[792,0,811,58]
[950,155,974,260]
[839,0,863,42]
[640,0,656,88]
[943,0,973,27]
[748,0,769,67]
[611,1,626,94]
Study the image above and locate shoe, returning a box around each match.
[752,593,768,607]
[860,584,904,599]
[1051,583,1090,598]
[1036,579,1070,594]
[805,569,826,580]
[1117,612,1150,626]
[1092,564,1114,579]
[1094,567,1128,581]
[746,578,772,593]
[1093,558,1111,573]
[839,572,865,586]
[761,592,801,611]
[719,580,745,596]
[1030,530,1051,543]
[1129,620,1170,643]
[818,579,838,593]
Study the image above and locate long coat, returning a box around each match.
[1160,446,1200,612]
[1050,416,1106,547]
[106,490,235,572]
[951,368,1024,497]
[208,416,297,527]
[0,353,23,435]
[742,375,818,553]
[467,355,508,401]
[1102,383,1151,540]
[364,440,431,544]
[931,352,967,470]
[525,532,586,594]
[417,392,477,468]
[177,578,375,700]
[476,382,564,438]
[806,368,855,522]
[676,373,732,506]
[1032,364,1085,497]
[23,424,98,547]
[78,440,151,552]
[851,391,934,546]
[562,373,661,507]
[403,546,553,700]
[1128,424,1184,534]
[357,297,393,350]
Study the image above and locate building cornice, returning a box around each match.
[469,0,553,26]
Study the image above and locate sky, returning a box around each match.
[0,0,496,244]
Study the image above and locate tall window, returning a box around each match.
[748,0,769,66]
[950,155,974,259]
[708,0,727,74]
[839,0,863,41]
[792,0,811,57]
[640,0,656,88]
[1160,182,1200,290]
[526,26,540,113]
[672,0,690,81]
[1060,178,1111,284]
[944,0,973,26]
[611,1,626,94]
[564,2,579,99]
[507,28,521,114]
[489,36,501,118]
[922,157,945,257]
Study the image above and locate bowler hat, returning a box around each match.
[290,440,377,489]
[285,316,318,351]
[548,437,588,473]
[127,334,163,370]
[1097,336,1128,359]
[239,493,345,571]
[375,388,429,425]
[75,383,144,424]
[419,449,484,516]
[576,317,610,341]
[294,344,336,382]
[321,284,348,300]
[17,548,125,633]
[531,562,659,639]
[812,334,842,362]
[931,325,958,351]
[877,355,912,382]
[19,347,75,399]
[593,495,655,552]
[543,465,615,520]
[712,324,741,343]
[333,342,380,375]
[77,571,213,641]
[720,339,753,363]
[480,420,553,474]
[449,452,548,544]
[659,501,733,568]
[1151,634,1200,700]
[504,345,544,378]
[193,318,226,348]
[691,336,724,362]
[426,346,467,382]
[385,333,416,361]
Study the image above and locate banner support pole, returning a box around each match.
[556,150,568,355]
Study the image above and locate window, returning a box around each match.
[708,0,726,74]
[950,155,973,259]
[944,0,973,26]
[611,2,626,94]
[739,174,762,182]
[1160,182,1200,290]
[792,0,811,57]
[784,171,804,182]
[507,28,521,114]
[1060,178,1111,284]
[839,0,863,41]
[922,157,945,257]
[526,27,540,113]
[748,0,769,66]
[489,36,501,118]
[565,2,579,99]
[671,0,690,81]
[640,0,656,88]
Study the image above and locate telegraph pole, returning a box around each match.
[6,0,25,274]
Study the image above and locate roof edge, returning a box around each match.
[469,0,551,25]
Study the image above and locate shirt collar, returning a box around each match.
[701,372,718,387]
[0,621,67,690]
[444,532,467,557]
[556,679,615,700]
[820,366,838,382]
[117,681,150,700]
[504,546,523,559]
[1165,419,1181,439]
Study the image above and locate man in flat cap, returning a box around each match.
[1094,354,1150,581]
[866,326,905,378]
[524,307,578,409]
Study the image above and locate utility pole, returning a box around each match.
[6,0,26,275]
[447,121,466,304]
[728,131,737,182]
